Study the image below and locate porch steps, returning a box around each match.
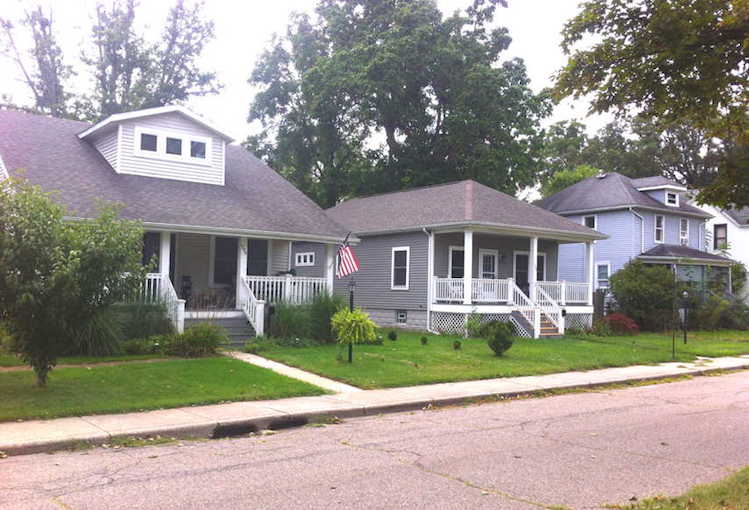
[184,316,255,347]
[539,315,561,338]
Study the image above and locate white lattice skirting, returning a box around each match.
[565,313,593,331]
[430,312,527,337]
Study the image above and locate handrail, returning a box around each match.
[508,279,537,332]
[240,277,265,336]
[143,273,183,332]
[534,285,561,330]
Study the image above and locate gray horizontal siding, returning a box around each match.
[119,112,225,185]
[291,241,326,277]
[365,309,427,330]
[92,129,118,170]
[333,231,429,311]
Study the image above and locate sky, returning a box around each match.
[0,0,610,142]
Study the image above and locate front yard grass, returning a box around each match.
[259,330,749,389]
[0,357,325,422]
[0,352,168,367]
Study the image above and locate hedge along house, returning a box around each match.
[0,107,349,336]
[323,180,607,338]
[538,173,733,298]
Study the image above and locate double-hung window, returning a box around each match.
[596,262,610,288]
[654,215,665,243]
[714,224,728,250]
[679,218,689,246]
[666,192,679,206]
[295,252,315,266]
[583,215,597,230]
[391,247,410,290]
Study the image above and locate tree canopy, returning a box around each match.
[0,0,220,121]
[555,0,749,207]
[247,0,549,207]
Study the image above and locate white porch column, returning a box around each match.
[325,244,336,294]
[463,230,473,305]
[586,241,595,305]
[529,236,538,300]
[159,231,171,277]
[236,237,248,309]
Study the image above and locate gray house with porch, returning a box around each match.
[324,180,606,338]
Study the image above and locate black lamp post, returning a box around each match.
[681,290,689,345]
[348,278,355,363]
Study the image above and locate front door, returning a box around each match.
[514,253,545,295]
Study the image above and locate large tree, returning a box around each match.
[555,0,749,207]
[0,0,219,121]
[247,0,549,207]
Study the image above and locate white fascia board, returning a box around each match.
[636,184,688,192]
[77,105,235,142]
[0,154,8,180]
[637,255,733,267]
[557,205,711,220]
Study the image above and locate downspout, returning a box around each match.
[629,207,645,257]
[423,227,435,333]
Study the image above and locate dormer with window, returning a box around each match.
[78,106,234,186]
[636,183,686,207]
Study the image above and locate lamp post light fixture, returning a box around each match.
[347,278,356,363]
[681,290,689,345]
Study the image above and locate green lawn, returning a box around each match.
[614,466,749,509]
[0,352,168,367]
[0,357,325,422]
[258,330,749,389]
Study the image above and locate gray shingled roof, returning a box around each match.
[724,207,749,226]
[0,109,348,241]
[640,244,732,263]
[630,176,684,189]
[537,172,710,218]
[327,180,605,240]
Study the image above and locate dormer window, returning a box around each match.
[134,126,211,165]
[666,192,679,206]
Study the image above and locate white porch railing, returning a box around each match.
[536,281,589,305]
[534,285,563,332]
[244,275,326,305]
[143,273,185,333]
[239,277,265,336]
[472,278,511,303]
[434,278,465,302]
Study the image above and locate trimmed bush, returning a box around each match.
[453,339,462,350]
[309,293,346,342]
[600,313,640,335]
[388,330,398,341]
[162,322,226,357]
[420,336,428,345]
[269,302,311,340]
[485,321,514,356]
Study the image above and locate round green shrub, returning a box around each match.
[420,336,428,345]
[453,339,461,350]
[388,330,398,341]
[485,322,514,356]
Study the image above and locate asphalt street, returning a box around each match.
[2,371,748,509]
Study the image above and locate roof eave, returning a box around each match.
[636,184,688,192]
[637,255,733,267]
[553,205,712,219]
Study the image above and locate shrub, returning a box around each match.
[694,295,749,331]
[485,322,514,356]
[453,339,462,350]
[272,336,319,348]
[420,336,428,345]
[609,261,679,331]
[162,322,226,357]
[269,302,311,340]
[121,337,162,355]
[0,321,17,353]
[243,341,262,354]
[387,330,398,341]
[114,302,174,341]
[331,308,377,345]
[309,293,346,343]
[465,313,484,338]
[68,307,124,356]
[600,313,640,336]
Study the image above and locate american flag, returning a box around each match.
[336,243,360,278]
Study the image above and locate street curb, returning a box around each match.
[2,363,747,457]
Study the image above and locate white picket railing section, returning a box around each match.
[239,277,265,336]
[472,278,510,303]
[244,275,326,305]
[534,285,562,331]
[143,273,184,332]
[536,281,589,305]
[434,278,465,302]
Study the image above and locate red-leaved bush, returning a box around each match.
[602,313,640,336]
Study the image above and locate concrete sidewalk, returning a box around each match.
[2,355,748,457]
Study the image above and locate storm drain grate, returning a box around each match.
[211,423,258,439]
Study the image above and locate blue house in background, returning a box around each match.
[538,173,732,293]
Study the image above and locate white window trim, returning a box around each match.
[665,192,679,207]
[133,125,212,166]
[654,215,665,244]
[679,218,689,246]
[513,250,547,282]
[582,214,598,230]
[478,248,499,279]
[448,245,465,279]
[391,246,410,290]
[596,261,611,289]
[295,251,315,267]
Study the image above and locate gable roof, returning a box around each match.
[537,172,710,218]
[327,180,605,241]
[78,105,235,142]
[723,207,749,226]
[0,109,347,242]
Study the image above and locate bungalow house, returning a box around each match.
[693,203,749,300]
[0,106,349,338]
[537,173,732,298]
[322,181,607,338]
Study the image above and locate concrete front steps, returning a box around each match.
[184,311,254,347]
[539,315,561,337]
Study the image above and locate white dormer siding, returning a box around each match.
[90,129,119,171]
[118,112,226,185]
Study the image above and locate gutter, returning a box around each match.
[637,255,733,267]
[556,205,712,220]
[423,227,435,333]
[629,207,645,255]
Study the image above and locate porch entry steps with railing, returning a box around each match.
[142,273,185,333]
